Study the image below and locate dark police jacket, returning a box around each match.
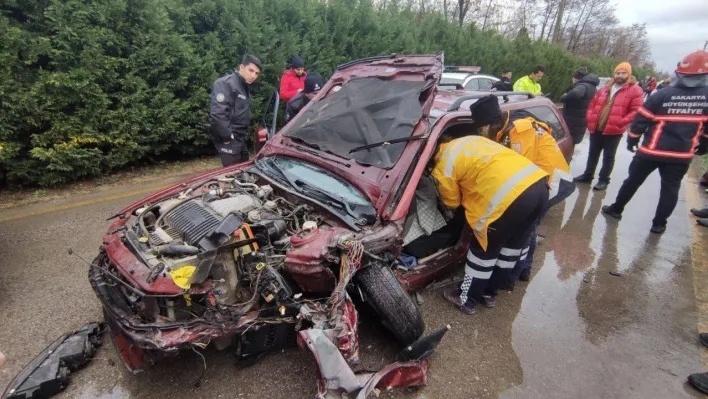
[630,84,708,164]
[492,77,513,92]
[208,72,251,152]
[285,92,309,123]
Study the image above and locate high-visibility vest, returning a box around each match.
[431,136,548,251]
[496,117,574,206]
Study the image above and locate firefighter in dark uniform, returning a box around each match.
[601,50,708,234]
[209,55,262,167]
[284,73,324,123]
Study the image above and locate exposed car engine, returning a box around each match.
[105,170,329,339]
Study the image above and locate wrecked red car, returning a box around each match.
[90,53,571,395]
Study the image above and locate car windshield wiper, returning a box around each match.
[288,177,377,225]
[348,135,428,154]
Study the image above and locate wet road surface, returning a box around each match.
[1,137,707,398]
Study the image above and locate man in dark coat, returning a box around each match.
[601,50,708,234]
[285,73,324,122]
[560,67,599,146]
[209,55,262,167]
[491,70,513,92]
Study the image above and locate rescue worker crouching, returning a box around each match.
[601,50,708,234]
[471,95,575,286]
[209,54,262,167]
[432,98,550,314]
[285,73,324,123]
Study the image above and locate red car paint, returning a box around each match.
[97,55,574,393]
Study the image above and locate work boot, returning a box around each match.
[698,219,708,228]
[593,181,609,191]
[699,333,708,349]
[499,281,515,292]
[573,173,593,183]
[601,205,622,220]
[691,208,708,218]
[442,286,476,315]
[650,224,666,234]
[519,268,531,282]
[480,295,496,308]
[688,372,708,395]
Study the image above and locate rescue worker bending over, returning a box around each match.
[471,95,574,285]
[209,55,262,167]
[432,109,549,314]
[601,50,708,234]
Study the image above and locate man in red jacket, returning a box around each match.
[573,62,644,191]
[279,54,306,102]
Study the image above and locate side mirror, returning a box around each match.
[254,127,268,154]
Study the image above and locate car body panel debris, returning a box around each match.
[2,322,104,399]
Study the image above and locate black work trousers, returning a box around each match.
[583,132,623,183]
[216,136,250,167]
[459,178,549,306]
[612,156,690,227]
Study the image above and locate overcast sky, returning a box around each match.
[615,0,708,73]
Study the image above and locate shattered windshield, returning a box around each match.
[284,78,426,169]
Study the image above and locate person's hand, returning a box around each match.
[695,143,708,155]
[627,136,639,152]
[297,88,303,93]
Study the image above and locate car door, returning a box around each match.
[464,77,480,90]
[477,78,494,91]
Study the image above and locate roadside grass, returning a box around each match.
[0,156,222,210]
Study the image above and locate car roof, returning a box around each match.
[431,90,554,118]
[442,72,498,81]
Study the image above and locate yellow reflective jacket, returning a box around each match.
[495,117,573,205]
[513,76,542,95]
[431,136,548,251]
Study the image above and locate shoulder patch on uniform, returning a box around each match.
[535,126,546,136]
[216,93,225,103]
[511,143,522,153]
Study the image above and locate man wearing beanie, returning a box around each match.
[561,67,600,146]
[434,95,549,315]
[285,72,324,122]
[601,50,708,235]
[574,61,644,191]
[279,54,306,102]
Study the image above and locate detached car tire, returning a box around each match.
[355,263,425,346]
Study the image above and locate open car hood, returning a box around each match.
[277,54,444,169]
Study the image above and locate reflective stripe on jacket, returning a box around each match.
[496,117,574,207]
[431,136,548,251]
[629,84,708,164]
[513,76,541,95]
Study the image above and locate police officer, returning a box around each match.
[601,50,708,234]
[209,55,262,167]
[285,73,324,122]
[434,100,549,314]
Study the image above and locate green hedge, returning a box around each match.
[0,0,653,186]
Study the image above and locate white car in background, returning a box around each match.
[440,66,500,91]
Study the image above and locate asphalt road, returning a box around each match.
[1,137,707,398]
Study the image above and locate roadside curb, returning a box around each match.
[685,162,708,369]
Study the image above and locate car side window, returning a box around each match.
[465,78,480,90]
[525,106,566,141]
[478,79,493,90]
